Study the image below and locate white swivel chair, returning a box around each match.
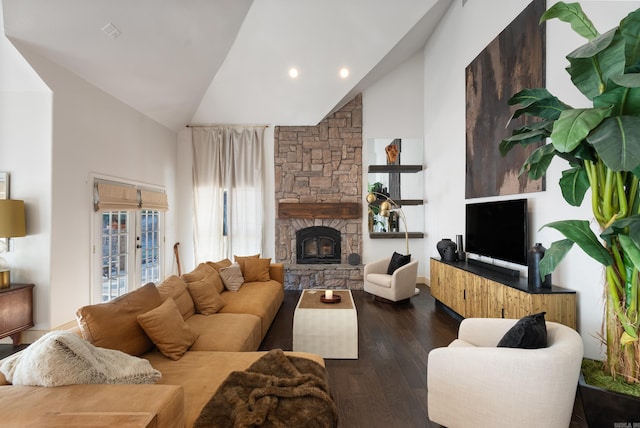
[363,257,419,302]
[427,318,584,428]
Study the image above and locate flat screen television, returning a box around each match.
[465,198,528,266]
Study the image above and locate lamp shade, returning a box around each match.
[0,200,26,238]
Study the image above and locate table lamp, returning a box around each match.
[0,200,26,288]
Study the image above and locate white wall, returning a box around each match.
[362,50,426,279]
[1,4,53,339]
[6,41,178,331]
[424,0,640,360]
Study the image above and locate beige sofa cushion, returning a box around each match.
[187,313,262,352]
[157,275,196,319]
[76,283,162,356]
[137,298,199,360]
[183,263,225,294]
[187,280,226,315]
[0,384,184,428]
[219,281,284,338]
[144,350,324,428]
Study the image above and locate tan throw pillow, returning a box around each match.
[219,263,245,291]
[242,257,271,282]
[207,259,232,272]
[187,280,226,315]
[157,275,195,319]
[137,298,198,360]
[182,263,224,294]
[76,283,162,356]
[234,254,260,274]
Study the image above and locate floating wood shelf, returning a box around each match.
[368,165,423,173]
[368,198,423,207]
[369,232,424,239]
[278,202,360,219]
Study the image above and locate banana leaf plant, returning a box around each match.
[500,2,640,384]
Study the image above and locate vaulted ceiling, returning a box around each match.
[2,0,452,131]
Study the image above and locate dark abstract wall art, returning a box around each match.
[465,0,546,199]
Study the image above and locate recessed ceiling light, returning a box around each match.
[339,67,350,79]
[289,68,299,79]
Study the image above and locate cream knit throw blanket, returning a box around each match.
[0,331,161,387]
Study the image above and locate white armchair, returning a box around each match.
[363,257,419,302]
[427,318,584,428]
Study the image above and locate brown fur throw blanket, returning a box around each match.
[194,349,338,428]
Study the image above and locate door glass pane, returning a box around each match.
[101,211,129,302]
[141,209,161,284]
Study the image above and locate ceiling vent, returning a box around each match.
[101,22,121,39]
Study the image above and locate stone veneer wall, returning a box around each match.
[274,94,363,290]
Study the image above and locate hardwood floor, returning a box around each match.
[260,285,589,428]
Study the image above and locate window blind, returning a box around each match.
[140,189,168,211]
[94,182,139,212]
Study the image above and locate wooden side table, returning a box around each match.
[0,283,34,346]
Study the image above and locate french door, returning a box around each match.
[95,209,163,303]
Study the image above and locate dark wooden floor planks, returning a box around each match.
[260,285,588,428]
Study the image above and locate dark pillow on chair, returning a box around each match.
[497,312,547,349]
[387,252,411,275]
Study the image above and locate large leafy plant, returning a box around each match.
[501,2,640,384]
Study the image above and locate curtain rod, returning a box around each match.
[186,123,269,128]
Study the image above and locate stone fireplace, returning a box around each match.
[274,94,363,290]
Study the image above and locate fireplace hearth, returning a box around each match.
[296,226,341,264]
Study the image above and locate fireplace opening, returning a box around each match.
[296,226,341,264]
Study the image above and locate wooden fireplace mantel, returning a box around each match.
[278,202,360,219]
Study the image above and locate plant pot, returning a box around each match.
[579,373,640,427]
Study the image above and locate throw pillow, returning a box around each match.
[387,251,411,275]
[157,275,196,319]
[242,257,272,282]
[137,298,199,360]
[183,263,225,294]
[234,254,260,274]
[0,331,161,386]
[219,263,245,291]
[207,259,232,272]
[76,282,162,356]
[497,312,548,349]
[187,279,226,315]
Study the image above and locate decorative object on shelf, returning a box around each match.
[456,234,466,261]
[0,199,27,288]
[366,191,409,255]
[528,243,551,289]
[436,238,456,260]
[388,211,399,232]
[385,142,399,164]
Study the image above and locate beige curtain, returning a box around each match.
[191,126,265,262]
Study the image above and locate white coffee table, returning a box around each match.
[293,289,358,359]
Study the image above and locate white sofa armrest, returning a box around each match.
[457,317,519,346]
[391,260,418,292]
[363,257,390,276]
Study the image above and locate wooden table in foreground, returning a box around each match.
[0,283,34,346]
